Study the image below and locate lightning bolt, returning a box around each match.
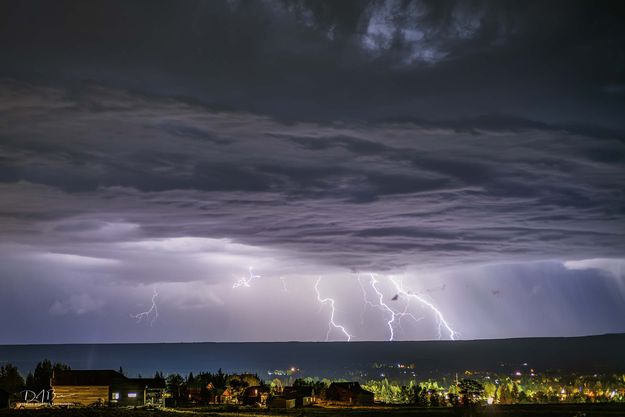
[357,275,379,325]
[314,277,352,342]
[280,276,288,292]
[358,274,447,341]
[131,288,158,326]
[388,276,456,340]
[232,267,261,289]
[369,274,396,341]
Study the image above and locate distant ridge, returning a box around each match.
[5,331,625,346]
[2,333,624,378]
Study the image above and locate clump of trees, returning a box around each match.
[25,360,71,392]
[458,378,484,405]
[293,377,331,397]
[0,364,24,393]
[1,360,72,394]
[363,373,625,406]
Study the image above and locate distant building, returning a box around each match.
[51,370,166,407]
[325,382,374,405]
[283,386,316,407]
[218,387,236,404]
[268,396,295,409]
[187,381,211,403]
[241,385,269,406]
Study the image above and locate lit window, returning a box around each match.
[128,393,137,398]
[112,393,120,400]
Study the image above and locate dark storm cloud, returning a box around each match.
[158,123,234,145]
[1,80,624,271]
[1,0,624,127]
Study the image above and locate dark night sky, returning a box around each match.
[1,0,624,343]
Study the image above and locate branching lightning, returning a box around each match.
[314,277,352,341]
[131,288,158,326]
[369,274,396,340]
[356,273,453,341]
[228,267,454,341]
[361,274,424,341]
[357,275,379,325]
[232,267,261,289]
[388,276,456,340]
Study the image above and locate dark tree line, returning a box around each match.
[0,364,24,394]
[0,360,71,394]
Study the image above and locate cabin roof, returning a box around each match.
[328,381,373,394]
[52,370,165,389]
[52,370,126,386]
[283,386,314,396]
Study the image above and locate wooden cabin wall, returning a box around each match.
[52,385,109,406]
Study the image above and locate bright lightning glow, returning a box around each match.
[369,274,396,341]
[388,276,456,340]
[357,274,379,325]
[232,267,261,289]
[396,301,424,329]
[314,277,352,341]
[131,288,158,326]
[358,274,425,340]
[280,276,288,292]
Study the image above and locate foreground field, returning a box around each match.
[1,404,625,417]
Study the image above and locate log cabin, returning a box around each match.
[51,370,165,407]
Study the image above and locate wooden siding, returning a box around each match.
[53,385,109,406]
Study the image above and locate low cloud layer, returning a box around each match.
[1,81,624,269]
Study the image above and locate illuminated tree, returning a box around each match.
[414,384,430,406]
[458,378,484,406]
[511,382,519,402]
[270,378,282,395]
[483,381,497,402]
[518,390,528,403]
[499,383,511,404]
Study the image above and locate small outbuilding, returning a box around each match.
[283,386,316,407]
[268,396,295,409]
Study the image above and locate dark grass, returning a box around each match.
[1,404,625,417]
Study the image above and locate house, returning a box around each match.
[325,382,374,405]
[218,387,236,404]
[241,385,269,406]
[283,386,316,407]
[187,381,211,403]
[51,370,166,407]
